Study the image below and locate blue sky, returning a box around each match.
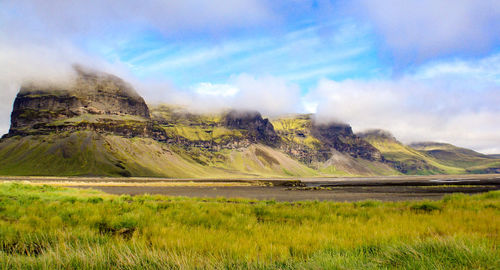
[0,0,500,153]
[102,19,382,92]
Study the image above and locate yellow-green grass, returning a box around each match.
[412,143,498,169]
[318,165,352,176]
[271,116,322,150]
[150,104,224,126]
[162,124,244,142]
[0,180,256,187]
[271,115,313,132]
[108,138,319,178]
[50,114,148,125]
[419,185,491,188]
[0,183,498,269]
[366,139,466,175]
[317,153,400,177]
[468,161,500,174]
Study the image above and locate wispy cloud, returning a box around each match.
[414,53,500,84]
[349,0,500,64]
[120,21,377,89]
[193,82,239,97]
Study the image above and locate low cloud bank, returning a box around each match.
[141,74,301,117]
[307,76,500,154]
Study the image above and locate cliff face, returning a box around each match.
[10,92,82,131]
[271,115,382,164]
[9,67,150,135]
[70,67,150,118]
[358,129,398,142]
[223,110,280,146]
[311,122,382,161]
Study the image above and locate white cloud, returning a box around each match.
[1,0,275,39]
[414,53,500,84]
[193,83,239,97]
[351,0,500,62]
[231,74,301,116]
[306,60,500,153]
[0,43,78,136]
[148,74,301,116]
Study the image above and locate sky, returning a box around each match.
[0,0,499,153]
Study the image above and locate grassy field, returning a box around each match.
[0,183,499,269]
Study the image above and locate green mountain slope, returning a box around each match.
[410,142,500,174]
[271,115,398,176]
[358,130,466,175]
[1,67,497,178]
[0,131,318,178]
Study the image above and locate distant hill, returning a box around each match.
[358,130,465,175]
[0,66,498,177]
[410,142,489,159]
[410,142,500,174]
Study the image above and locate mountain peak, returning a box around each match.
[9,65,150,136]
[357,129,398,142]
[223,109,280,146]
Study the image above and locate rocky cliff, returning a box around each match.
[8,66,150,136]
[270,115,382,164]
[223,110,280,146]
[358,129,398,142]
[311,122,382,161]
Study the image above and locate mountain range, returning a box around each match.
[1,67,499,177]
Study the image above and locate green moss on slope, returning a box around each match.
[0,132,129,176]
[0,132,319,178]
[271,115,321,150]
[161,125,244,142]
[411,142,500,172]
[365,138,466,175]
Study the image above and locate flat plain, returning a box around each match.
[2,174,499,202]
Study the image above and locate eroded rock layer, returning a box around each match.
[9,67,150,136]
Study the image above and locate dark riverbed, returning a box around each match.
[4,174,498,202]
[75,184,499,202]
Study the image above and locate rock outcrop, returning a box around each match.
[8,66,150,136]
[311,122,382,161]
[357,129,398,142]
[223,110,280,146]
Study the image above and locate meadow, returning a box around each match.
[0,183,498,269]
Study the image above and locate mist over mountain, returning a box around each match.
[0,68,498,177]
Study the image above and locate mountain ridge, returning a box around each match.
[1,67,498,177]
